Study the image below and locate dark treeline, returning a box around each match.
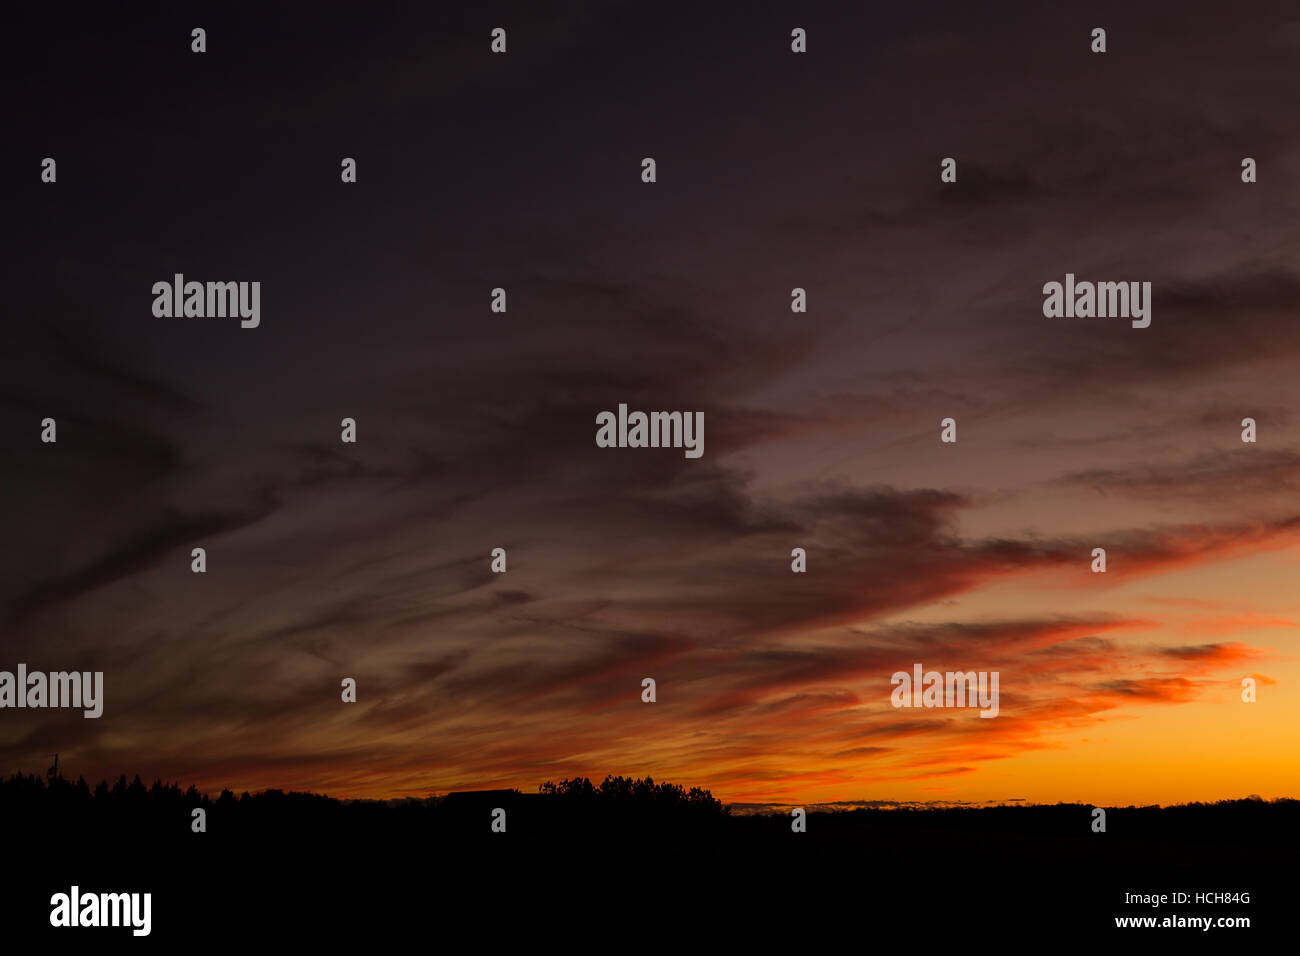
[6,770,1294,941]
[535,774,727,818]
[1,770,735,842]
[5,767,1296,845]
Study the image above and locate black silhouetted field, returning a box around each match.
[4,771,1291,942]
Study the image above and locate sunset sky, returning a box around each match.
[4,1,1298,807]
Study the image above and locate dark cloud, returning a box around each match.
[1060,448,1300,502]
[6,493,280,625]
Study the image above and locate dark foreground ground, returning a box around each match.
[3,774,1291,944]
